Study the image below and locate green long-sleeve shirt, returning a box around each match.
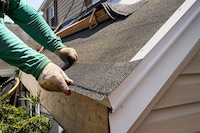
[0,0,66,79]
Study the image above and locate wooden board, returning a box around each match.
[20,72,109,133]
[56,9,110,38]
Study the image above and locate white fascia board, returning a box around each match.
[108,0,200,132]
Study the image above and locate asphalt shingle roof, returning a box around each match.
[44,0,185,101]
[4,0,185,102]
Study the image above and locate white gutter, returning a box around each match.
[108,0,200,132]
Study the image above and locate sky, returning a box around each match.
[5,0,44,22]
[27,0,44,10]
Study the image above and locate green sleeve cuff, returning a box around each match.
[34,59,51,80]
[52,42,66,52]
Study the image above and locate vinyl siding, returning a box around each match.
[134,103,200,133]
[131,50,200,133]
[41,0,101,28]
[56,0,92,25]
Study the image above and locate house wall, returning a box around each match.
[57,0,85,24]
[42,0,98,28]
[131,50,200,133]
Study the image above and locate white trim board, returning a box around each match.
[130,0,198,62]
[108,0,200,132]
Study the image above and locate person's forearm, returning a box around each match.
[0,22,51,79]
[7,0,66,52]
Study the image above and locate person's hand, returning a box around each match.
[38,63,73,94]
[55,47,78,69]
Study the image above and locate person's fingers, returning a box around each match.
[55,47,78,69]
[55,72,70,93]
[60,69,73,85]
[38,63,73,95]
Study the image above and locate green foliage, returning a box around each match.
[19,92,40,107]
[0,101,52,133]
[5,22,13,24]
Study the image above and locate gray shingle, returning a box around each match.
[5,0,185,101]
[52,0,184,101]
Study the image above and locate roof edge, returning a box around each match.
[109,0,199,111]
[108,0,200,132]
[130,0,198,62]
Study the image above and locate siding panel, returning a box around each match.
[57,0,87,24]
[134,103,200,133]
[42,0,101,27]
[182,49,200,74]
[131,50,200,133]
[154,74,200,109]
[154,50,200,109]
